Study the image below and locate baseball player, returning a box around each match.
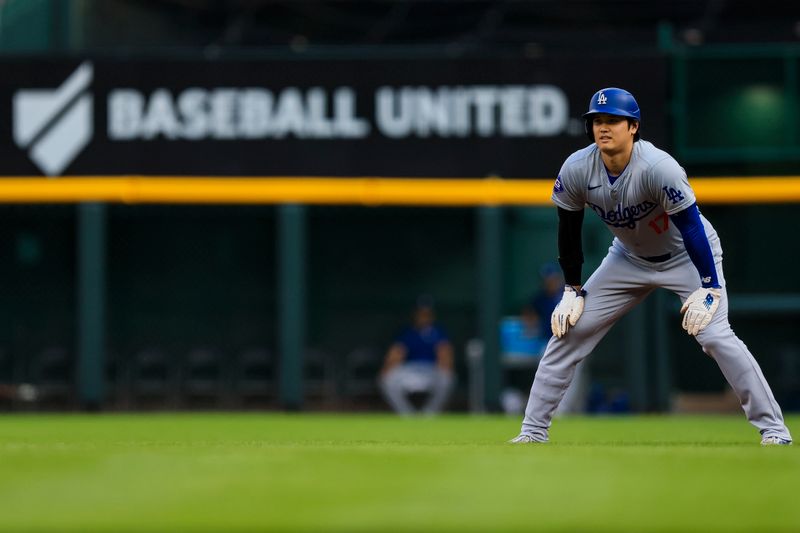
[510,87,792,446]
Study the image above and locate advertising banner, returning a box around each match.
[0,57,666,178]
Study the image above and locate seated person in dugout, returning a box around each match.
[379,297,454,415]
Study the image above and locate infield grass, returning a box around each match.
[1,413,798,532]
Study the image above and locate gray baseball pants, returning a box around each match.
[520,246,792,442]
[380,363,454,415]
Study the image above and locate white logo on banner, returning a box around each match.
[13,62,94,176]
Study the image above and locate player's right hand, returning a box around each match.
[680,287,721,335]
[551,285,586,338]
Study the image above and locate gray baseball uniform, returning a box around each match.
[519,140,791,442]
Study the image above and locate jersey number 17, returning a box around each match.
[648,212,669,234]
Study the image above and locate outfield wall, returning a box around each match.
[1,186,799,414]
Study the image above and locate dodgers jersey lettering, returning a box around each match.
[552,140,721,261]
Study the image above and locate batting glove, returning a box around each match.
[551,285,586,338]
[680,287,722,336]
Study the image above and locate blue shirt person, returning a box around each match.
[379,299,455,415]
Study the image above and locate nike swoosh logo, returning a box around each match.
[588,184,602,190]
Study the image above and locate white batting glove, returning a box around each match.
[680,287,722,336]
[551,286,586,338]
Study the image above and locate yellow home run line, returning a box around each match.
[0,177,798,205]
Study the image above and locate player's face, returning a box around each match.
[592,114,638,153]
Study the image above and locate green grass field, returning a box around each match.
[1,413,798,532]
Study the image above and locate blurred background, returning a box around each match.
[1,0,799,415]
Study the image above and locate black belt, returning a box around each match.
[640,253,671,263]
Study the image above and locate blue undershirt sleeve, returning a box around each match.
[669,203,720,288]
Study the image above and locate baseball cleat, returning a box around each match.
[760,436,792,446]
[507,434,547,444]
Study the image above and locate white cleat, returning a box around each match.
[761,436,792,446]
[507,434,547,444]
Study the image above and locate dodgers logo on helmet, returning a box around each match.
[583,88,640,121]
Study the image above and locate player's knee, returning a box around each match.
[564,320,595,344]
[695,325,734,356]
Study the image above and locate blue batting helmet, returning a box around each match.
[583,87,640,141]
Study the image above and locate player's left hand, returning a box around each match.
[551,285,586,338]
[680,287,722,335]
